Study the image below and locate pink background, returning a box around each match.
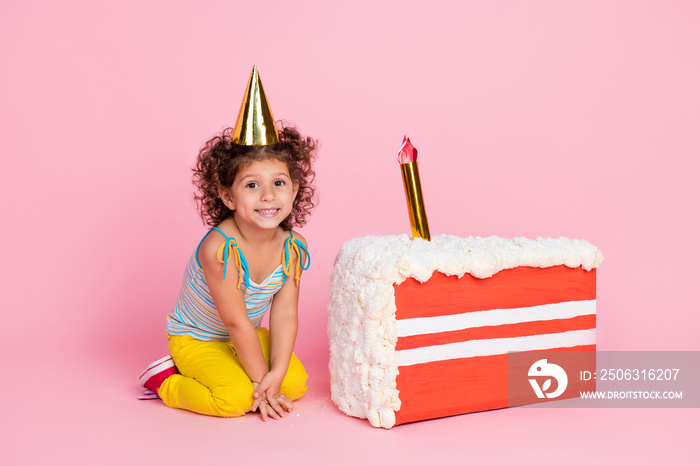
[1,1,698,464]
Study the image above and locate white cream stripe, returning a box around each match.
[395,329,596,366]
[396,299,596,337]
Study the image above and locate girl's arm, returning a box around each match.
[199,238,269,387]
[252,233,307,419]
[268,270,301,383]
[252,270,299,420]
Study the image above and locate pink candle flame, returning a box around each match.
[397,135,418,164]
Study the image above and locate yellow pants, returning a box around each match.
[159,328,308,417]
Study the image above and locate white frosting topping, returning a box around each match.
[327,234,603,428]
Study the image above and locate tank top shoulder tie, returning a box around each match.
[199,228,310,289]
[283,231,310,286]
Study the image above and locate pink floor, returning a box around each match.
[8,347,697,464]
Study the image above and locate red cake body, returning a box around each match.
[393,266,596,425]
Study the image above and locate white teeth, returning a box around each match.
[258,209,278,214]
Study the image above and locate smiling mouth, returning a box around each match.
[256,208,280,217]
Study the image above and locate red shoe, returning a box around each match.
[138,355,177,399]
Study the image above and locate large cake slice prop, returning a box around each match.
[327,137,603,428]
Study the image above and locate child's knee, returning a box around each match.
[281,358,309,401]
[210,385,254,417]
[256,327,270,342]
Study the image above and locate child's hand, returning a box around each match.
[255,393,294,422]
[252,374,293,421]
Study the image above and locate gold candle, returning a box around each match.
[397,136,431,240]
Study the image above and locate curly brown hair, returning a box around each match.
[192,123,318,230]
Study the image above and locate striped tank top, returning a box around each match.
[167,227,310,341]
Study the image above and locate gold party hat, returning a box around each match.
[231,66,280,145]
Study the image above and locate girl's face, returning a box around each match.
[221,158,299,232]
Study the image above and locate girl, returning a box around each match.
[139,122,317,421]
